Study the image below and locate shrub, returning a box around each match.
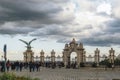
[80,62,85,67]
[92,62,97,67]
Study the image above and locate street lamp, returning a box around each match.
[105,57,107,70]
[46,55,49,62]
[35,56,39,62]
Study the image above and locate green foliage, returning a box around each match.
[99,59,112,68]
[92,62,97,67]
[0,73,16,80]
[0,73,40,80]
[99,59,109,65]
[80,62,85,67]
[114,59,120,66]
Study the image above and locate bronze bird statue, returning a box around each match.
[19,38,37,50]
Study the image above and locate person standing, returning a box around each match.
[19,62,23,72]
[29,61,32,72]
[36,62,40,72]
[1,61,5,72]
[6,60,11,72]
[15,61,19,71]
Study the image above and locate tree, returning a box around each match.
[92,62,97,67]
[114,59,120,66]
[80,62,85,67]
[99,59,111,68]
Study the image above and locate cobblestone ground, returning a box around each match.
[6,67,120,80]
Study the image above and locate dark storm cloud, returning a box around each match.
[0,0,63,22]
[56,19,120,47]
[80,36,120,47]
[57,38,70,43]
[79,18,120,47]
[0,0,120,47]
[0,0,72,35]
[30,25,73,38]
[104,19,120,33]
[0,27,35,35]
[106,19,120,28]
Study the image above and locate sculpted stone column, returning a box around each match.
[63,43,69,67]
[94,48,100,66]
[109,48,115,64]
[40,50,45,63]
[79,43,84,63]
[51,49,55,63]
[83,51,86,63]
[23,49,34,63]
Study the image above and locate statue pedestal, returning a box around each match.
[23,49,34,63]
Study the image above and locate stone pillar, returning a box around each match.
[23,49,34,63]
[109,48,115,64]
[83,51,86,63]
[63,43,69,67]
[94,48,100,66]
[51,49,55,63]
[40,50,45,63]
[79,43,84,63]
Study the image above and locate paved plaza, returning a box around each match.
[8,67,120,80]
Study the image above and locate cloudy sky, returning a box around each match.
[0,0,120,60]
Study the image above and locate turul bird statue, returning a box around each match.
[19,38,37,50]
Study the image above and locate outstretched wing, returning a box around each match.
[19,39,29,46]
[29,38,37,45]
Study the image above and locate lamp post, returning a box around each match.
[35,56,38,62]
[57,55,61,68]
[46,55,49,62]
[48,56,51,62]
[46,55,49,67]
[105,57,107,70]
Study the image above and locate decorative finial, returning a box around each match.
[72,38,75,42]
[41,49,44,52]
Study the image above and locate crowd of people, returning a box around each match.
[0,60,65,72]
[0,60,41,72]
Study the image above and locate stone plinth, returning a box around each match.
[23,49,34,63]
[109,48,115,64]
[94,48,100,66]
[40,50,45,63]
[51,49,55,63]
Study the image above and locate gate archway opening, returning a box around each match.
[70,52,77,64]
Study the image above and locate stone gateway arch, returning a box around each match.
[63,38,86,68]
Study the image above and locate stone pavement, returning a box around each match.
[8,68,120,80]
